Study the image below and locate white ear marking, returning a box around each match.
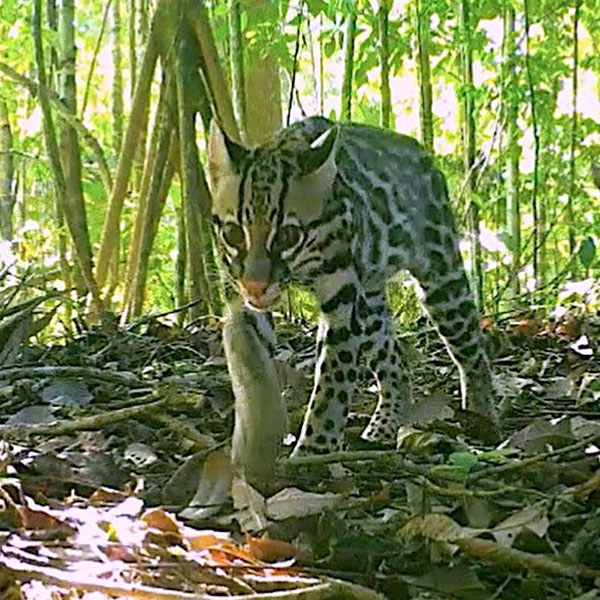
[207,120,232,185]
[310,127,336,150]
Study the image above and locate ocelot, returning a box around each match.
[207,117,498,456]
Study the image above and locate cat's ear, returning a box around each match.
[287,127,338,221]
[207,120,248,187]
[297,126,338,176]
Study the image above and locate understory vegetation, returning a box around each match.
[1,1,600,599]
[0,0,598,326]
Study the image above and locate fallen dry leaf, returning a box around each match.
[19,506,75,536]
[141,507,180,533]
[244,535,297,562]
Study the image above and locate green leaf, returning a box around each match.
[448,451,479,474]
[305,0,326,17]
[323,38,336,58]
[578,236,596,268]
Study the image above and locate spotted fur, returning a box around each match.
[208,117,497,456]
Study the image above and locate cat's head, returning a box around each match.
[207,120,338,310]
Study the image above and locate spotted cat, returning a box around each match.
[207,117,498,456]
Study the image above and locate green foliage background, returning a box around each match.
[0,0,599,325]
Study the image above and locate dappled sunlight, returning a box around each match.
[0,239,15,267]
[519,264,537,293]
[558,277,595,301]
[479,225,508,255]
[16,105,42,137]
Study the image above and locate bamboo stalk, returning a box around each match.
[229,0,246,139]
[415,0,433,150]
[567,0,580,273]
[176,23,213,318]
[111,0,124,154]
[121,74,170,318]
[340,8,357,122]
[458,0,482,308]
[523,0,540,282]
[504,5,520,301]
[31,0,104,316]
[0,100,14,240]
[129,94,175,318]
[378,0,391,129]
[188,0,240,141]
[95,4,161,288]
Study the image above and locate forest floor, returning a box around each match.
[0,311,599,599]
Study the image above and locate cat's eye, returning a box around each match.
[222,222,245,248]
[275,224,302,251]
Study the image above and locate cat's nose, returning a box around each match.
[241,279,269,298]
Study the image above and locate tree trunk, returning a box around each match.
[340,8,357,122]
[537,72,560,291]
[132,0,150,192]
[129,139,176,319]
[504,5,520,301]
[0,100,15,240]
[307,14,319,115]
[415,0,433,151]
[243,0,282,144]
[458,0,482,308]
[46,0,59,85]
[44,0,70,292]
[105,0,125,298]
[285,3,302,126]
[378,0,391,129]
[319,14,324,115]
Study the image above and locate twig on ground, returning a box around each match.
[456,537,600,580]
[469,432,600,483]
[0,365,146,387]
[0,397,169,437]
[150,413,215,449]
[420,477,548,499]
[284,450,397,466]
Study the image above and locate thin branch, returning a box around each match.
[286,0,304,126]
